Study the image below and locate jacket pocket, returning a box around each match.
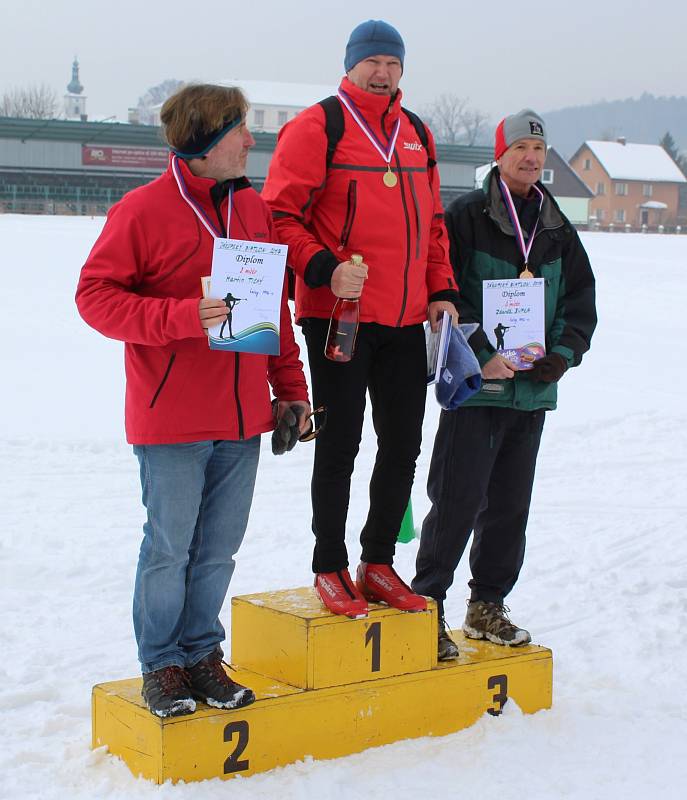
[149,353,176,408]
[339,180,358,249]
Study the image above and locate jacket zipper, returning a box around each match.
[149,354,176,408]
[339,179,358,249]
[234,354,244,439]
[215,195,227,237]
[380,106,413,326]
[393,149,412,326]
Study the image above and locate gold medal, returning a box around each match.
[519,264,534,279]
[383,167,398,188]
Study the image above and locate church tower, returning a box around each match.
[64,57,87,120]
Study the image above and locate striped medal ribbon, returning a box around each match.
[171,154,233,239]
[499,177,544,278]
[337,88,401,188]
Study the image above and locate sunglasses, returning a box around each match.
[299,406,327,442]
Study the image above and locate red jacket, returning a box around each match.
[262,78,458,326]
[76,158,308,445]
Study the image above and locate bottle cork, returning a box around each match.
[351,254,363,265]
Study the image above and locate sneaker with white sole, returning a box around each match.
[462,600,531,646]
[187,650,256,710]
[141,665,196,718]
[437,617,460,660]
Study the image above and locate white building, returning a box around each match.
[149,79,337,132]
[224,79,337,133]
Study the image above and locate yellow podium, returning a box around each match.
[92,588,552,784]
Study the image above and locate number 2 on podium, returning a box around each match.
[224,720,250,774]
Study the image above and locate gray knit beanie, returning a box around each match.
[494,109,547,160]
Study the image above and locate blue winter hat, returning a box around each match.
[435,325,482,411]
[344,20,405,72]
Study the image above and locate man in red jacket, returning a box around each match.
[76,84,310,718]
[263,20,459,618]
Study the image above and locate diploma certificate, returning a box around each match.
[483,278,546,370]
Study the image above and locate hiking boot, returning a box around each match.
[462,600,531,646]
[187,650,256,710]
[356,562,427,612]
[315,570,369,618]
[141,665,196,718]
[438,617,460,661]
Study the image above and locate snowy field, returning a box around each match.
[0,215,685,799]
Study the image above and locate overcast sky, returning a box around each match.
[1,0,684,124]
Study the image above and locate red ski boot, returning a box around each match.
[315,570,369,618]
[356,563,427,612]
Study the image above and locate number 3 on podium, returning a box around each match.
[487,674,508,716]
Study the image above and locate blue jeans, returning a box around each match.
[132,437,260,673]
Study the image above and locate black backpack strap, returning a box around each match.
[402,107,436,169]
[319,96,436,172]
[318,95,345,170]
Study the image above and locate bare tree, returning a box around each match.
[599,127,619,142]
[423,94,468,144]
[136,79,184,125]
[422,94,490,145]
[460,107,490,146]
[0,84,58,119]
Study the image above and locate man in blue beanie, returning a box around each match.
[344,19,406,72]
[264,22,459,621]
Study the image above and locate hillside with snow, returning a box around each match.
[0,217,685,799]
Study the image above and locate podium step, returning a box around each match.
[231,586,437,689]
[92,632,552,783]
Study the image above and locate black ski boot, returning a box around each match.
[187,650,256,710]
[141,665,196,718]
[438,616,460,661]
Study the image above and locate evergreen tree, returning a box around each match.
[660,131,687,176]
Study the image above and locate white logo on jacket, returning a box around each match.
[403,141,423,151]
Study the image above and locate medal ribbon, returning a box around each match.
[498,177,544,269]
[171,155,233,239]
[337,88,401,170]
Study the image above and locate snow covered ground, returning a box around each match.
[0,216,685,799]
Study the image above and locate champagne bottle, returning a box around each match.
[325,254,363,363]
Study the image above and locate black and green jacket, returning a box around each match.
[447,167,597,411]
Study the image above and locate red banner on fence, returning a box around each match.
[82,145,168,169]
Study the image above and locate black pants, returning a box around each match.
[302,318,427,573]
[412,406,545,606]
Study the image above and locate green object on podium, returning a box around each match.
[397,501,416,544]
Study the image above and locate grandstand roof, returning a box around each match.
[0,116,163,147]
[0,116,492,165]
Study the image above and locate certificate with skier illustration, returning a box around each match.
[483,278,545,370]
[203,238,287,355]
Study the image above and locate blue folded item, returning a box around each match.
[435,324,482,410]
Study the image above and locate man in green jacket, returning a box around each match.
[412,109,597,660]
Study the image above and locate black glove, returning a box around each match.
[271,402,308,455]
[526,352,568,383]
